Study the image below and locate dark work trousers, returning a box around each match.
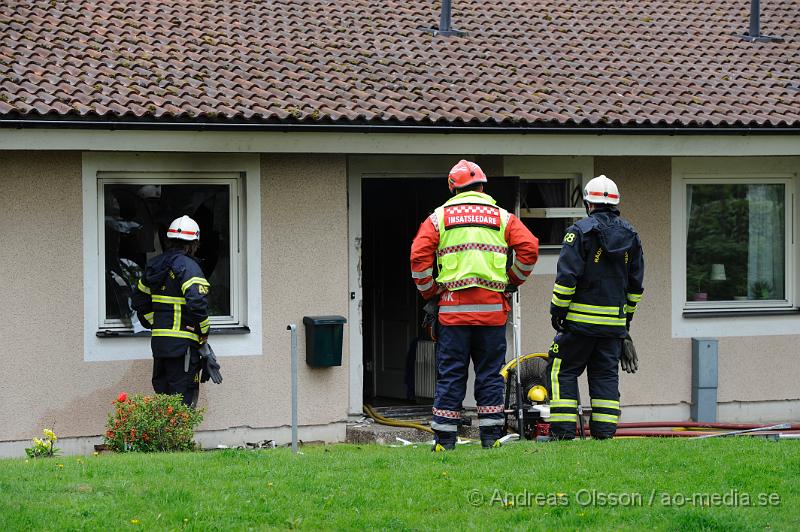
[432,324,507,443]
[546,331,622,439]
[152,347,201,407]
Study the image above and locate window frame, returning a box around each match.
[97,172,245,330]
[517,172,586,252]
[82,152,262,362]
[671,156,800,339]
[681,175,795,314]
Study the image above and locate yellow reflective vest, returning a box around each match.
[434,191,510,292]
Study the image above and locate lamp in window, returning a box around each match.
[710,263,726,281]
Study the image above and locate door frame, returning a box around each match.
[345,155,595,414]
[346,155,464,415]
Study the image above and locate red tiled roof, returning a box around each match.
[1,1,798,128]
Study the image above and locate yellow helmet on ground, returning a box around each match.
[527,385,548,403]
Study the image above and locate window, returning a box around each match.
[82,153,262,362]
[518,176,584,248]
[682,177,794,313]
[100,174,243,331]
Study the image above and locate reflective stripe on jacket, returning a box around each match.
[411,191,539,326]
[550,207,644,338]
[433,191,510,292]
[132,249,211,358]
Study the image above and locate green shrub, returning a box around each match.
[104,393,204,452]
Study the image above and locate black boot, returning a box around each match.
[480,425,505,448]
[432,430,457,452]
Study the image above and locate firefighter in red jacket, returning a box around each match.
[411,160,539,450]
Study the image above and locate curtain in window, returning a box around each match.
[747,184,785,300]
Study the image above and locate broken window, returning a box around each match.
[100,175,242,331]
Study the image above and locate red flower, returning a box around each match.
[117,392,128,403]
[106,431,114,438]
[167,406,174,415]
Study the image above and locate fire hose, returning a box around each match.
[363,404,434,434]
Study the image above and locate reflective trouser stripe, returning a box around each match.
[624,304,637,314]
[430,421,458,432]
[478,417,505,427]
[200,318,210,334]
[550,399,577,408]
[152,329,200,342]
[550,358,562,401]
[549,413,577,422]
[553,283,576,295]
[591,413,619,423]
[432,408,461,419]
[173,304,181,331]
[439,304,504,313]
[626,292,643,302]
[411,268,433,279]
[143,312,154,325]
[591,399,620,409]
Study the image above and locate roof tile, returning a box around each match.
[0,0,798,128]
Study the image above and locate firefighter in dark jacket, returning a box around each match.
[546,175,644,440]
[132,215,211,406]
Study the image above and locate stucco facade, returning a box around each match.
[0,151,352,454]
[1,148,798,456]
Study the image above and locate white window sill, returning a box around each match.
[96,326,251,338]
[683,309,799,319]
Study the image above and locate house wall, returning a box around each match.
[598,157,798,419]
[0,151,351,447]
[519,156,800,421]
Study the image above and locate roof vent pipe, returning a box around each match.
[420,0,466,37]
[737,0,783,42]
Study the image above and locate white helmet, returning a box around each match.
[167,215,200,241]
[583,175,620,205]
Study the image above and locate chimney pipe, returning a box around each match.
[420,0,466,37]
[737,0,783,42]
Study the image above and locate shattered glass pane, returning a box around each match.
[103,183,231,323]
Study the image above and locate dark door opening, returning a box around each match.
[362,177,518,404]
[362,178,445,403]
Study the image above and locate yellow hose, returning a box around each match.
[499,353,549,380]
[363,404,434,434]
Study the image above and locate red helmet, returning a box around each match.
[447,159,487,193]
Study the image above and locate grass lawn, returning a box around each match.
[1,438,798,530]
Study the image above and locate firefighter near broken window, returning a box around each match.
[546,175,644,440]
[410,160,539,451]
[132,215,220,407]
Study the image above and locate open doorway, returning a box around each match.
[362,178,446,404]
[361,177,518,405]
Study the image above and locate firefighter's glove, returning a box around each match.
[199,343,223,384]
[423,297,439,317]
[551,315,566,333]
[620,334,638,374]
[422,297,440,342]
[504,283,518,296]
